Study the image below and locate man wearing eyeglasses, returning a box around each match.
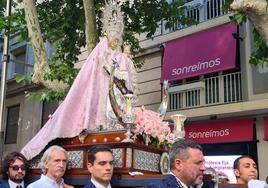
[0,152,28,188]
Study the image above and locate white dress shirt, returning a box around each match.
[91,178,112,188]
[8,179,25,188]
[27,174,64,188]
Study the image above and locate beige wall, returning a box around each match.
[243,22,268,101]
[4,94,42,156]
[136,51,162,111]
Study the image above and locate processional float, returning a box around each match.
[23,0,188,186]
[26,66,187,187]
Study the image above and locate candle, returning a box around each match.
[126,95,132,114]
[171,114,186,132]
[174,116,182,131]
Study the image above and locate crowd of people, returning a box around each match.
[1,138,267,188]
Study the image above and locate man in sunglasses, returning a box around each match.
[0,151,28,188]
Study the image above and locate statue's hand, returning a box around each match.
[99,51,111,74]
[103,50,109,59]
[98,55,105,68]
[98,51,109,67]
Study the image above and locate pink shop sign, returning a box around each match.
[161,24,237,82]
[185,119,253,144]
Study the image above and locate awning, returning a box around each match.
[264,117,268,140]
[161,24,237,82]
[185,119,253,144]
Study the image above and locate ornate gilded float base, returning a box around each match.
[28,130,167,181]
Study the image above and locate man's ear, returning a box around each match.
[175,159,183,171]
[44,160,49,170]
[234,169,240,177]
[87,162,93,173]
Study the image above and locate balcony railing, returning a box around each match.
[139,0,227,41]
[168,72,242,111]
[166,0,226,33]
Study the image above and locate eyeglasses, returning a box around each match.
[10,165,26,171]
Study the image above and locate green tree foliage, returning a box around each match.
[9,0,267,101]
[1,0,193,101]
[0,1,4,16]
[250,29,268,66]
[230,12,268,66]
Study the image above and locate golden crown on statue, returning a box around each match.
[102,0,124,36]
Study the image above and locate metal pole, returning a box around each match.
[0,0,12,160]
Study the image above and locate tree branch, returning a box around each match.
[231,0,268,46]
[23,0,69,92]
[83,0,98,54]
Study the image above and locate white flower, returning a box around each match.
[117,0,135,8]
[129,0,134,8]
[127,17,132,23]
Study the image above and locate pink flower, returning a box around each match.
[131,107,173,148]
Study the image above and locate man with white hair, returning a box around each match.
[27,145,72,188]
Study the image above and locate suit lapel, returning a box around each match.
[1,181,11,188]
[89,180,97,188]
[164,175,182,188]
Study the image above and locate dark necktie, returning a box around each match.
[16,185,23,188]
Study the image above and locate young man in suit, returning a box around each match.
[0,152,28,188]
[233,155,258,185]
[145,139,206,188]
[84,145,114,188]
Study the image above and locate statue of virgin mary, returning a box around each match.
[21,0,137,160]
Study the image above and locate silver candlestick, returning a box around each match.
[170,114,187,139]
[121,94,136,142]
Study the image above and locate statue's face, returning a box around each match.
[107,30,122,50]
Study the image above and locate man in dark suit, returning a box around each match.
[84,145,114,188]
[0,152,28,188]
[145,139,206,188]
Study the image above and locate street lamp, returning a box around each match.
[0,0,11,160]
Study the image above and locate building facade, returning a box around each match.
[136,7,268,182]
